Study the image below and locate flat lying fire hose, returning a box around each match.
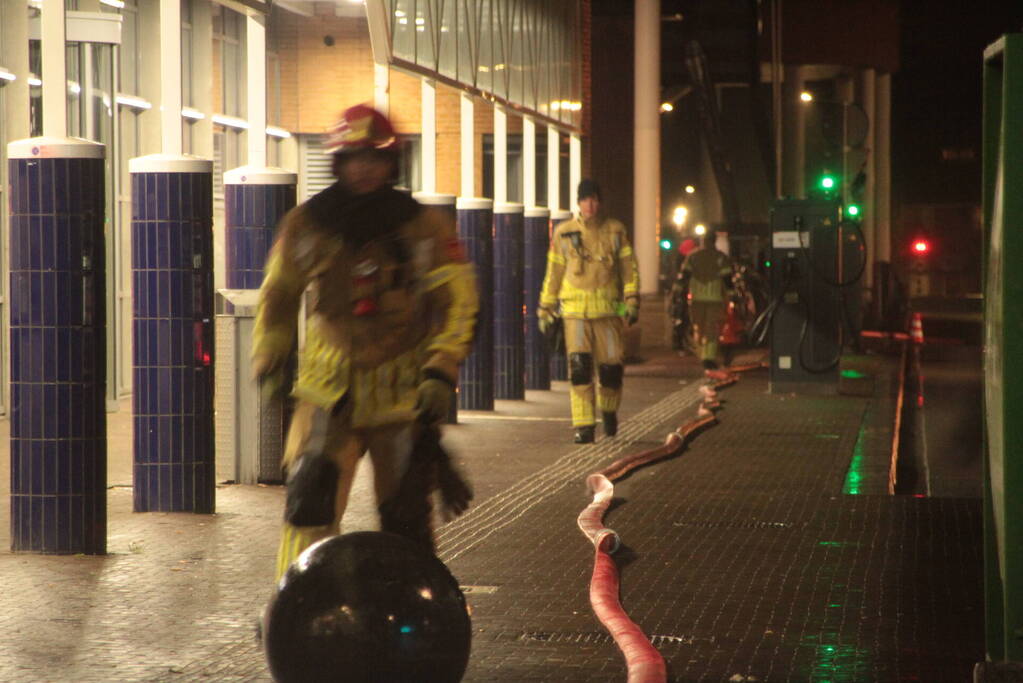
[576,367,755,682]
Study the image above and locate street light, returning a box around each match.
[800,91,814,103]
[694,223,707,236]
[672,205,688,228]
[684,185,695,194]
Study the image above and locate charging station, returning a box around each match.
[768,199,845,393]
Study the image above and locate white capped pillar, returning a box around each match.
[421,79,437,194]
[523,116,537,208]
[246,12,267,167]
[158,0,183,154]
[41,0,68,136]
[460,92,474,198]
[634,0,661,295]
[547,126,561,212]
[375,64,389,116]
[494,105,508,204]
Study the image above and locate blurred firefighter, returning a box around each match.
[252,104,478,582]
[679,231,733,371]
[538,179,640,444]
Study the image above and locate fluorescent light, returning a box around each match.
[0,70,15,82]
[27,77,42,87]
[116,94,152,110]
[182,107,205,120]
[69,81,82,95]
[100,0,125,8]
[266,126,291,139]
[212,113,249,130]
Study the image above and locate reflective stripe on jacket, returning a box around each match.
[681,247,732,302]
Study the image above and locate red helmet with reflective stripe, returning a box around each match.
[324,104,398,155]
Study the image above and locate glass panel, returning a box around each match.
[456,0,474,85]
[414,0,434,70]
[475,0,492,95]
[392,0,415,62]
[66,43,81,137]
[438,0,456,79]
[508,0,524,107]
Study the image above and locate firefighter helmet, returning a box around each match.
[323,104,398,155]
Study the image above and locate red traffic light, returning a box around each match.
[911,239,931,255]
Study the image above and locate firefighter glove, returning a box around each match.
[415,377,452,424]
[537,307,557,335]
[625,300,640,326]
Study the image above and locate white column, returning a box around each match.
[857,68,876,289]
[421,79,437,194]
[569,133,581,209]
[158,0,183,155]
[547,126,560,212]
[41,0,68,137]
[523,116,536,208]
[494,105,507,204]
[460,92,474,198]
[634,0,661,295]
[246,12,267,167]
[875,72,892,263]
[374,63,389,116]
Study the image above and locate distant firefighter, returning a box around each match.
[678,232,733,370]
[538,179,640,444]
[251,104,478,583]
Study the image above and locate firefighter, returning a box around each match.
[538,179,640,444]
[252,104,478,582]
[679,231,733,371]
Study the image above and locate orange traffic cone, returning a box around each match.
[910,313,924,344]
[718,301,742,346]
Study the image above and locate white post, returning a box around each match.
[547,126,560,212]
[523,116,536,208]
[246,12,267,167]
[633,0,661,295]
[494,104,507,204]
[41,0,68,137]
[460,92,474,198]
[158,0,183,155]
[569,133,581,209]
[374,63,389,116]
[875,72,891,264]
[421,79,437,194]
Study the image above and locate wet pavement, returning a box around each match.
[0,315,985,681]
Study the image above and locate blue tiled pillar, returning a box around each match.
[129,155,215,513]
[456,198,494,410]
[8,137,107,554]
[549,210,573,382]
[524,207,551,390]
[414,192,460,424]
[493,203,524,400]
[223,167,297,289]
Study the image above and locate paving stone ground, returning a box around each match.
[0,345,983,682]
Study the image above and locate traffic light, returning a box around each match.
[911,238,931,255]
[845,204,861,219]
[660,238,673,250]
[819,174,837,191]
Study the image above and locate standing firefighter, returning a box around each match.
[538,179,640,444]
[679,232,733,371]
[252,104,478,582]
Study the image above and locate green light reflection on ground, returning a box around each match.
[809,642,873,682]
[840,369,867,379]
[841,411,869,495]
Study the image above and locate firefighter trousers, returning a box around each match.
[274,399,432,582]
[564,316,625,427]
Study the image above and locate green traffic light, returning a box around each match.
[847,204,861,217]
[659,239,672,250]
[765,260,772,268]
[819,175,836,191]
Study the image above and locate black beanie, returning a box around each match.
[577,179,601,201]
